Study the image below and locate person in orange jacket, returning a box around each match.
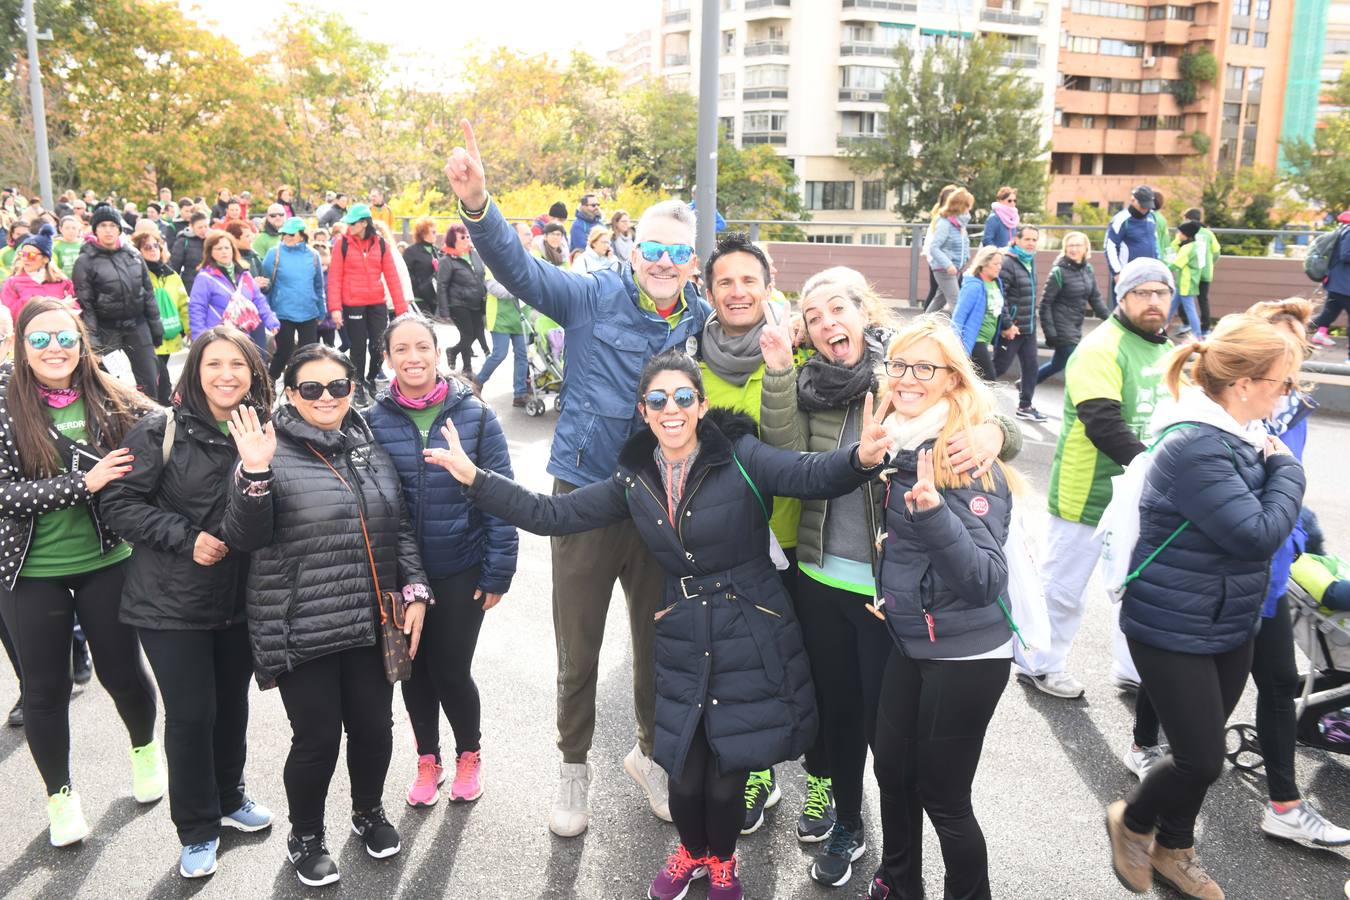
[327,203,408,405]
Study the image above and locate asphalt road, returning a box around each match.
[0,348,1347,899]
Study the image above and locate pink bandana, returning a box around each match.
[38,385,81,409]
[390,376,449,410]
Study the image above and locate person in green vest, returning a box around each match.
[52,216,85,278]
[1151,188,1170,252]
[693,233,836,844]
[477,265,530,407]
[1167,221,1204,337]
[1182,208,1221,332]
[0,219,31,279]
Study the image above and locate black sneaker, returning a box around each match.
[741,768,780,835]
[287,831,340,887]
[351,806,400,859]
[809,822,865,887]
[1015,406,1048,422]
[71,641,92,686]
[797,773,836,843]
[7,696,22,728]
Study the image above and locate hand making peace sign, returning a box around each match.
[904,448,942,514]
[422,419,479,486]
[856,391,894,469]
[444,119,490,212]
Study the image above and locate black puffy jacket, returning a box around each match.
[403,241,440,306]
[876,444,1012,659]
[72,240,162,340]
[1121,423,1306,655]
[997,250,1037,334]
[468,409,875,777]
[437,252,487,312]
[1039,256,1109,348]
[170,231,206,292]
[220,404,428,686]
[99,407,249,631]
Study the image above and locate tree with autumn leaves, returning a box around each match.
[0,0,802,223]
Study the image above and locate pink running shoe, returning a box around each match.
[706,854,743,900]
[648,843,707,900]
[406,754,445,807]
[450,750,483,802]
[1311,328,1336,347]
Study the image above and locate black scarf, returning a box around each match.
[146,259,173,278]
[796,326,890,412]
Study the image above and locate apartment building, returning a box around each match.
[1324,0,1350,116]
[609,29,658,90]
[649,0,1060,243]
[1049,0,1296,216]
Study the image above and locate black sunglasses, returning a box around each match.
[642,387,700,411]
[294,378,353,401]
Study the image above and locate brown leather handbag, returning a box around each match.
[307,444,412,684]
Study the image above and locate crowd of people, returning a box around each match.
[0,131,1347,899]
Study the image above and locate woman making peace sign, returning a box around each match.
[426,348,893,900]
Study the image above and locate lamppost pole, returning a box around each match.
[694,0,720,262]
[24,0,54,209]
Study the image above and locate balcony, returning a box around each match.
[745,0,791,10]
[838,132,886,147]
[839,87,887,102]
[745,40,790,56]
[664,54,690,67]
[843,0,918,9]
[1000,48,1042,68]
[840,41,899,57]
[980,7,1044,25]
[663,9,690,25]
[743,131,788,144]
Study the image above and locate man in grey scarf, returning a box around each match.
[694,232,839,845]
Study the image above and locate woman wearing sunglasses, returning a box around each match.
[1107,315,1305,899]
[426,348,892,900]
[757,267,1021,889]
[0,224,76,323]
[217,343,429,887]
[132,231,191,405]
[0,297,163,848]
[99,327,277,878]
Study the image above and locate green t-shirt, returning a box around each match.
[1047,315,1171,527]
[406,401,445,448]
[52,240,83,277]
[976,279,1001,345]
[21,399,133,578]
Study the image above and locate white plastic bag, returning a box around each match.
[101,349,135,388]
[1004,512,1051,672]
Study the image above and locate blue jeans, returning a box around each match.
[1169,294,1202,336]
[1036,343,1075,385]
[477,331,528,396]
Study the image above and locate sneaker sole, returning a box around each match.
[406,791,441,808]
[1104,806,1151,894]
[797,822,835,843]
[295,868,340,887]
[1261,820,1350,847]
[49,827,89,848]
[351,822,401,859]
[810,841,866,887]
[741,784,782,835]
[548,816,589,838]
[221,815,273,832]
[180,860,218,879]
[449,786,483,802]
[1015,671,1084,700]
[133,788,166,804]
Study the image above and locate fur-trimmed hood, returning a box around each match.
[616,405,759,477]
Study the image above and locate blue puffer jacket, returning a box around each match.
[462,200,711,487]
[951,276,999,353]
[925,215,971,272]
[260,242,326,324]
[466,409,875,777]
[1261,393,1314,617]
[366,380,517,593]
[1326,228,1350,297]
[1121,422,1306,655]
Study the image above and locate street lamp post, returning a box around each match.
[694,0,719,263]
[23,0,54,209]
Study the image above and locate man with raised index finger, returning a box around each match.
[445,120,711,838]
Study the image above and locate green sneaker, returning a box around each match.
[797,773,836,843]
[47,786,90,847]
[130,740,167,803]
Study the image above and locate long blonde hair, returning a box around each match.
[1161,314,1301,401]
[884,315,1022,494]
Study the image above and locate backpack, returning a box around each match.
[1305,226,1346,283]
[339,234,387,265]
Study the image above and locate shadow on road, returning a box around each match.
[0,796,144,896]
[1015,680,1128,808]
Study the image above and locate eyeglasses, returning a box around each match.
[1252,376,1297,395]
[642,387,700,411]
[26,330,80,350]
[141,242,162,251]
[637,241,694,265]
[1127,288,1172,301]
[267,212,285,218]
[882,359,949,381]
[294,378,354,401]
[16,248,43,260]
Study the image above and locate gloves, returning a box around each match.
[149,324,164,347]
[1043,335,1058,349]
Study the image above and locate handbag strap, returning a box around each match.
[1121,422,1199,588]
[304,442,402,626]
[731,451,770,524]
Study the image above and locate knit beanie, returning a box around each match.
[18,223,55,259]
[548,201,568,220]
[90,204,123,231]
[1114,257,1175,303]
[1177,220,1202,240]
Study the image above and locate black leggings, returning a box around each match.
[1252,595,1300,802]
[154,354,174,406]
[668,718,747,858]
[1313,292,1350,330]
[342,304,389,384]
[970,343,994,381]
[401,567,487,760]
[1196,280,1213,333]
[1124,637,1254,849]
[793,573,892,828]
[276,644,393,834]
[0,563,157,794]
[873,649,1008,900]
[139,624,253,844]
[780,553,828,776]
[994,332,1039,408]
[447,308,484,374]
[268,319,319,381]
[0,593,21,692]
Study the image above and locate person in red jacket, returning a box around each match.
[327,203,407,405]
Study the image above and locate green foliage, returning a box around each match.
[1178,49,1218,85]
[1200,167,1284,254]
[846,35,1048,218]
[1187,131,1211,155]
[1170,80,1198,106]
[1281,64,1350,214]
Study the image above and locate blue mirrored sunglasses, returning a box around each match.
[636,241,694,265]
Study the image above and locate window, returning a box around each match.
[879,24,908,47]
[1072,0,1145,19]
[1230,28,1248,44]
[841,66,889,90]
[806,234,855,244]
[719,116,735,140]
[722,30,736,55]
[862,181,887,210]
[1053,107,1064,125]
[1241,133,1257,165]
[719,72,736,100]
[1062,34,1143,56]
[1223,102,1242,125]
[1218,136,1236,165]
[746,65,789,87]
[743,111,787,132]
[1255,0,1270,19]
[804,182,856,211]
[1233,0,1250,14]
[1248,67,1265,95]
[1056,202,1075,221]
[1252,30,1268,48]
[841,110,885,135]
[861,233,887,245]
[1139,115,1183,129]
[1226,65,1245,91]
[1244,102,1260,124]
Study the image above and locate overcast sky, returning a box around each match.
[181,0,654,75]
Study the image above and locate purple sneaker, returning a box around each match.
[707,854,743,900]
[648,843,707,900]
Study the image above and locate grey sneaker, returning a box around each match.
[549,762,591,837]
[1123,744,1167,780]
[1261,801,1350,847]
[1018,670,1085,699]
[624,743,672,822]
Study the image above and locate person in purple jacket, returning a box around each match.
[188,230,278,357]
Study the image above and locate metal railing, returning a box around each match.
[664,54,690,67]
[840,41,899,57]
[842,0,918,9]
[663,9,691,24]
[745,40,790,55]
[980,7,1045,25]
[745,0,791,8]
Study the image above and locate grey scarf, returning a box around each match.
[700,316,767,387]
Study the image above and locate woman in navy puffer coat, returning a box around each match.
[365,315,516,807]
[425,348,890,900]
[1107,314,1305,898]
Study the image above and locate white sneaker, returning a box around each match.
[1310,330,1335,347]
[548,762,591,837]
[1122,744,1167,780]
[1261,801,1350,847]
[1017,670,1085,699]
[623,743,672,822]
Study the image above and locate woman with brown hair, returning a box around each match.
[403,218,442,320]
[438,224,490,376]
[189,229,279,357]
[923,188,974,314]
[0,297,163,848]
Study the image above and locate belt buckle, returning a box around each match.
[680,575,697,600]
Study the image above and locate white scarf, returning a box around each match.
[1150,385,1267,450]
[882,398,951,452]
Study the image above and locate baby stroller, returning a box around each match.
[519,308,564,417]
[1225,579,1350,769]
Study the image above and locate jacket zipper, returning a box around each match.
[676,468,712,546]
